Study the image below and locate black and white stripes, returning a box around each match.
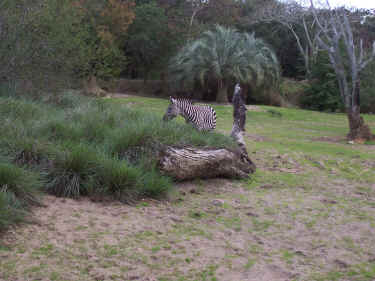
[163,97,216,131]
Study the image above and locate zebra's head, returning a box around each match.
[163,97,181,121]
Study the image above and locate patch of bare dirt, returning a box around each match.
[0,179,303,281]
[311,135,346,143]
[1,174,375,281]
[245,133,272,142]
[246,105,266,112]
[261,153,303,174]
[105,92,135,98]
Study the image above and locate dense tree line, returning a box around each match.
[0,0,374,117]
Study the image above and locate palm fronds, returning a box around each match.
[169,25,280,92]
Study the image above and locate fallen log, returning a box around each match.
[158,146,256,180]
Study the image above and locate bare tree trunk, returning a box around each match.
[216,81,228,103]
[83,76,107,97]
[346,109,372,142]
[232,85,247,132]
[231,84,254,169]
[346,81,373,141]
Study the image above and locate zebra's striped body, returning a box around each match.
[163,97,216,131]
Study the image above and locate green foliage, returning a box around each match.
[0,0,135,93]
[137,166,172,198]
[361,60,375,113]
[41,120,82,143]
[0,92,236,208]
[11,138,55,167]
[0,0,93,91]
[95,158,142,202]
[0,98,44,121]
[244,21,305,78]
[0,190,27,232]
[46,145,99,198]
[279,78,308,107]
[0,81,239,230]
[0,163,42,232]
[87,42,127,80]
[0,163,42,208]
[40,90,91,109]
[71,0,134,80]
[301,52,343,112]
[126,1,170,80]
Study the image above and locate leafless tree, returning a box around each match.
[254,0,320,77]
[309,0,375,141]
[187,0,208,39]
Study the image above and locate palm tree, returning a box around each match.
[169,25,280,103]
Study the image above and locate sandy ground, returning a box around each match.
[1,168,375,281]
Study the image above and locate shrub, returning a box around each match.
[40,90,90,109]
[361,61,375,114]
[95,158,142,203]
[0,163,42,208]
[0,98,44,121]
[80,117,112,143]
[279,78,308,108]
[0,191,27,232]
[137,166,172,199]
[46,145,99,198]
[12,139,54,167]
[41,120,82,143]
[0,163,42,232]
[301,79,343,112]
[300,52,343,112]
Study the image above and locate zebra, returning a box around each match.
[162,97,217,131]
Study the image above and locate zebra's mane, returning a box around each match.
[173,97,195,105]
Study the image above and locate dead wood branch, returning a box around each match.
[158,146,256,181]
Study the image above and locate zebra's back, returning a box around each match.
[186,104,216,131]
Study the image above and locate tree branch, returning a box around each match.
[359,41,375,71]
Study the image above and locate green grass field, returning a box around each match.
[0,93,375,281]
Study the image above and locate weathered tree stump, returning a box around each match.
[158,146,256,180]
[83,76,108,97]
[231,83,253,166]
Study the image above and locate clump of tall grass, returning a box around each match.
[40,120,82,143]
[0,97,44,122]
[40,90,90,109]
[46,145,99,198]
[92,158,172,203]
[0,163,42,207]
[0,190,27,232]
[94,158,142,203]
[136,164,172,199]
[0,163,43,232]
[10,138,54,167]
[106,106,237,156]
